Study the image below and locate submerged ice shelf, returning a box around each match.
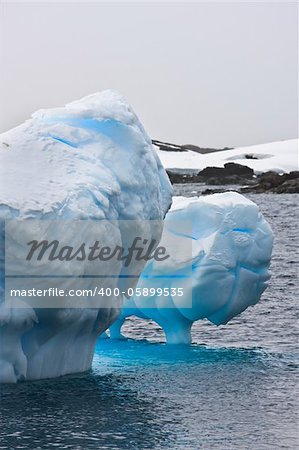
[110,193,273,344]
[0,91,172,383]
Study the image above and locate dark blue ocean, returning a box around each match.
[0,192,298,449]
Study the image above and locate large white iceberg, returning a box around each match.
[0,91,173,382]
[110,193,273,344]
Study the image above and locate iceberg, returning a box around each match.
[0,91,173,382]
[110,193,273,344]
[0,91,274,382]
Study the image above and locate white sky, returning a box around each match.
[0,1,298,147]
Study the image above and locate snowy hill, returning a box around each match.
[156,139,298,174]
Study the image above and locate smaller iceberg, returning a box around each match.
[110,192,273,344]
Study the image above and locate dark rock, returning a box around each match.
[272,179,299,194]
[166,171,203,184]
[201,188,227,195]
[197,166,226,178]
[241,184,260,193]
[223,163,254,177]
[152,139,233,154]
[167,162,299,194]
[152,140,187,152]
[198,163,254,180]
[244,154,258,159]
[205,177,223,185]
[201,188,241,195]
[258,171,282,188]
[181,144,233,154]
[205,175,253,185]
[281,171,299,181]
[241,170,299,193]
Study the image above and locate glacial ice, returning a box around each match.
[0,91,274,383]
[0,90,173,382]
[110,193,273,344]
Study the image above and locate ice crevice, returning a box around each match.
[49,135,79,148]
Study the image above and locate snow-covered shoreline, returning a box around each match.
[156,139,298,174]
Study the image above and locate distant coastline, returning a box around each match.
[153,138,299,194]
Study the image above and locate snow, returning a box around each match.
[0,91,172,382]
[110,192,273,344]
[1,90,172,218]
[156,139,298,174]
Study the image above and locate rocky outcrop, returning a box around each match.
[167,162,254,185]
[198,163,254,179]
[153,139,232,154]
[166,171,202,184]
[181,144,233,154]
[168,165,299,195]
[241,171,299,194]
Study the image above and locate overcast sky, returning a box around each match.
[0,1,298,147]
